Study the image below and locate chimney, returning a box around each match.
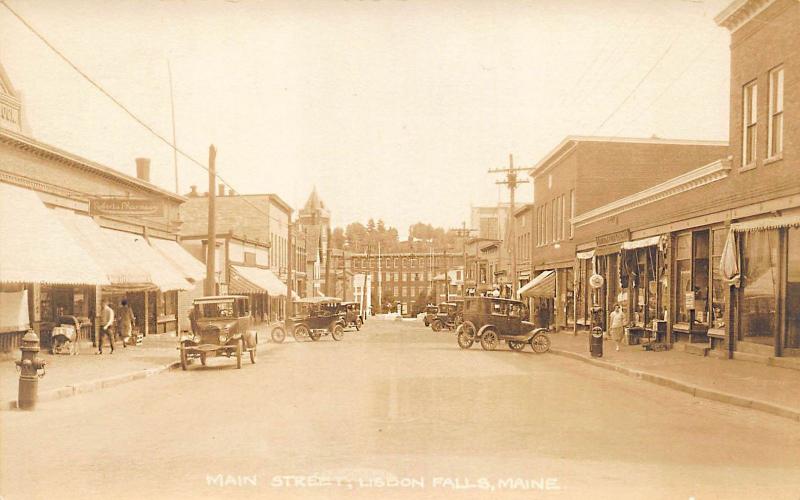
[218,183,225,197]
[189,185,198,197]
[135,158,151,182]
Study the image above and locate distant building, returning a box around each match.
[297,187,331,298]
[470,203,512,240]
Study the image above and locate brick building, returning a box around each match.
[518,136,728,330]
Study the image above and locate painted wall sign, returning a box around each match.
[596,229,631,247]
[90,197,164,217]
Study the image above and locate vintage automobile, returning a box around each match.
[430,300,464,332]
[340,301,364,331]
[455,296,551,353]
[270,296,346,343]
[179,295,258,370]
[422,304,439,327]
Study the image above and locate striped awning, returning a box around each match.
[103,229,191,291]
[0,183,109,285]
[731,216,800,232]
[230,265,290,297]
[518,270,555,298]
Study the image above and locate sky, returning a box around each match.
[0,0,732,238]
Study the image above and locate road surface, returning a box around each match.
[2,319,799,499]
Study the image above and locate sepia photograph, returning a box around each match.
[0,0,798,498]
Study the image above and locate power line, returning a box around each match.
[0,0,276,221]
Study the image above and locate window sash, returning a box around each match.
[742,82,757,166]
[768,67,784,157]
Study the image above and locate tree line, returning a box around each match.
[330,220,463,253]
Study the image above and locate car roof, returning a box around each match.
[465,296,524,305]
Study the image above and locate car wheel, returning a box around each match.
[423,318,429,327]
[508,340,526,351]
[271,327,286,343]
[531,333,552,354]
[235,339,243,369]
[356,317,363,331]
[200,353,207,366]
[293,325,309,342]
[250,347,257,364]
[331,324,344,341]
[456,321,476,349]
[431,319,443,332]
[179,343,188,371]
[480,329,498,351]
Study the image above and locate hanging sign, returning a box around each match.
[684,292,696,311]
[90,197,164,217]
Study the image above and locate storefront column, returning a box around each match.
[94,285,102,346]
[665,235,674,345]
[27,283,41,335]
[143,291,150,336]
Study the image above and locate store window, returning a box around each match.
[786,228,800,349]
[675,233,692,325]
[741,229,779,346]
[711,229,727,330]
[565,267,574,327]
[692,231,710,327]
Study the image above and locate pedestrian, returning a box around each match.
[609,304,626,352]
[188,307,198,335]
[97,299,115,354]
[118,299,135,348]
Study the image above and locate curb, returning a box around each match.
[0,360,181,411]
[549,348,800,422]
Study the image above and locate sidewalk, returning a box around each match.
[549,331,800,422]
[0,321,278,410]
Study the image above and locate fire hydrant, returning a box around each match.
[15,329,47,410]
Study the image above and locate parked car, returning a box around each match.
[341,301,364,331]
[455,296,550,353]
[422,304,439,327]
[179,295,258,370]
[430,300,464,332]
[270,296,346,343]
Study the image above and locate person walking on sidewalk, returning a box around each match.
[118,299,135,348]
[97,300,115,354]
[609,304,626,352]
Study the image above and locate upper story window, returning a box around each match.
[768,66,784,158]
[742,80,758,167]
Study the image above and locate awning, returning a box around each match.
[103,229,191,291]
[577,250,595,260]
[0,183,108,285]
[731,216,800,232]
[518,270,555,298]
[230,265,288,296]
[621,235,662,250]
[150,238,206,282]
[53,209,151,287]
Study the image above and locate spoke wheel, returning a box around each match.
[293,325,309,342]
[179,343,188,371]
[531,333,552,353]
[456,321,476,349]
[331,324,344,341]
[271,327,286,344]
[355,318,363,331]
[508,341,526,352]
[431,319,442,332]
[235,339,243,369]
[480,329,498,351]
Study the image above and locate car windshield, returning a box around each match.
[196,301,235,319]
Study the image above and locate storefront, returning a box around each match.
[619,235,669,343]
[722,215,800,357]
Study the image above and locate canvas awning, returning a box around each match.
[230,265,289,296]
[53,209,151,288]
[518,270,555,298]
[150,238,206,282]
[730,216,800,232]
[577,250,595,260]
[103,229,191,291]
[0,183,108,285]
[621,235,662,250]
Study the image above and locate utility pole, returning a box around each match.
[324,226,332,296]
[167,60,179,194]
[377,240,382,313]
[204,145,217,296]
[489,154,529,298]
[286,219,293,320]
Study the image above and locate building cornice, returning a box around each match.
[0,128,186,203]
[715,0,782,31]
[571,158,732,229]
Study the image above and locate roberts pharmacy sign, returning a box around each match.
[90,197,164,217]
